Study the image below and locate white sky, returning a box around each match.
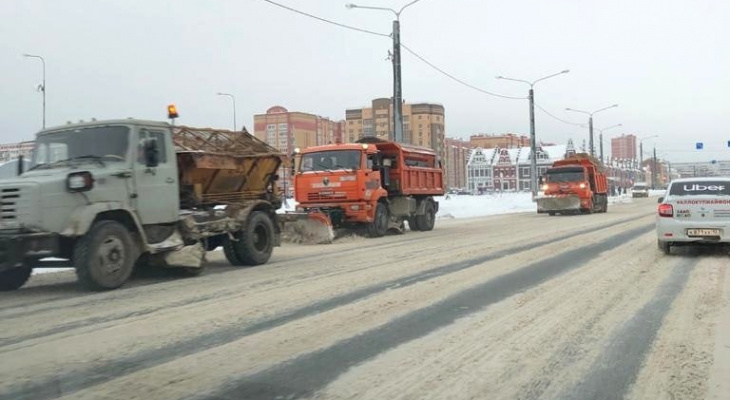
[2,0,729,162]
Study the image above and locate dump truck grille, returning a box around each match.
[1,188,20,221]
[307,192,347,201]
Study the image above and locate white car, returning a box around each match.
[656,177,730,254]
[632,182,649,198]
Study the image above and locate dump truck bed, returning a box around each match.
[172,126,284,208]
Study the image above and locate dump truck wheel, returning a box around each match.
[367,203,389,238]
[407,217,421,231]
[225,211,275,266]
[74,221,136,291]
[415,201,436,231]
[0,266,32,291]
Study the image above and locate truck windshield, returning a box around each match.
[29,126,129,169]
[545,168,585,183]
[300,150,361,172]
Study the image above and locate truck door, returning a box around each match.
[132,127,179,224]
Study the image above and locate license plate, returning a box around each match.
[687,228,721,237]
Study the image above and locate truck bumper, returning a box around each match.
[0,232,60,272]
[298,202,372,225]
[536,195,582,213]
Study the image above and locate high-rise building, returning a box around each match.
[253,106,344,195]
[253,106,344,154]
[345,98,446,161]
[444,137,470,189]
[611,134,637,161]
[469,133,529,149]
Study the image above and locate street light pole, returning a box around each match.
[596,123,622,164]
[346,0,424,143]
[566,104,618,157]
[216,92,237,131]
[496,70,569,198]
[638,135,658,181]
[23,54,46,129]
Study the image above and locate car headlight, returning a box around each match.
[67,171,94,192]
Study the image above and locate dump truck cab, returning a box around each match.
[294,143,385,227]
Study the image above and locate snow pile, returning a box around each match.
[609,194,633,204]
[436,193,536,219]
[649,189,666,197]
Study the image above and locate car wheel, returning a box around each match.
[658,240,671,255]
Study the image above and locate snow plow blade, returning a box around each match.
[536,195,581,213]
[279,212,335,244]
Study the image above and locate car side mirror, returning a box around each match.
[657,197,664,204]
[144,139,160,168]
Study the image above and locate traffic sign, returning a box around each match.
[696,142,704,150]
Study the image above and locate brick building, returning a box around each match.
[611,134,637,161]
[345,98,445,162]
[469,133,529,149]
[444,137,470,189]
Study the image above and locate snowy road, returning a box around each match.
[1,197,728,400]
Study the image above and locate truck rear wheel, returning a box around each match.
[366,203,389,238]
[74,220,136,291]
[415,200,436,231]
[0,266,32,291]
[223,211,274,266]
[407,217,421,231]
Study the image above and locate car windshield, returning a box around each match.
[300,150,361,172]
[633,185,647,190]
[545,168,585,183]
[29,126,129,169]
[669,181,730,196]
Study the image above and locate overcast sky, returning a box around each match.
[2,0,728,162]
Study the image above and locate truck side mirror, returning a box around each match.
[144,139,160,168]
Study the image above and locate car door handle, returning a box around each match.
[166,177,174,184]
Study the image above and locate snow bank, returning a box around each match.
[649,189,666,197]
[436,193,536,219]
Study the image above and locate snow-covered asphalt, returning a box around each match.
[1,196,728,400]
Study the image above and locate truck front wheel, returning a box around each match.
[223,211,274,266]
[0,266,32,291]
[366,203,389,238]
[415,200,436,231]
[74,221,136,291]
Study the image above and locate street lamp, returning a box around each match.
[496,69,569,197]
[23,54,46,129]
[346,0,425,143]
[565,104,618,157]
[216,93,237,131]
[595,123,622,164]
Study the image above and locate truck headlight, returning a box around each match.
[67,171,94,192]
[579,183,586,189]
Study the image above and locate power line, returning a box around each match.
[534,102,585,127]
[401,44,527,100]
[257,0,390,38]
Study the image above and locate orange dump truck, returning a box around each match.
[537,153,608,215]
[292,138,445,237]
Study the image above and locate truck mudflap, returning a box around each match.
[536,195,582,213]
[279,211,334,244]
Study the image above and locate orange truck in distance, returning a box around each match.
[292,138,444,237]
[537,153,609,215]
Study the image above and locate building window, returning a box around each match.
[348,120,354,125]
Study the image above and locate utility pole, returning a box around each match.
[588,116,594,156]
[528,88,536,196]
[652,147,658,189]
[495,70,568,198]
[392,19,403,143]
